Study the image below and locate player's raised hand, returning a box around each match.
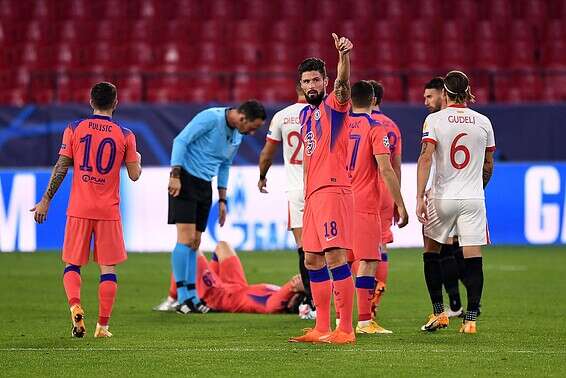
[332,33,353,55]
[397,205,409,228]
[168,176,181,197]
[258,177,268,193]
[30,197,50,224]
[218,201,227,227]
[416,197,428,224]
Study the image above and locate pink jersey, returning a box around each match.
[347,112,390,213]
[59,115,138,220]
[371,110,402,162]
[300,91,351,200]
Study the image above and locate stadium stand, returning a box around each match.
[0,0,565,104]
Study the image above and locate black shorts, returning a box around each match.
[168,170,212,232]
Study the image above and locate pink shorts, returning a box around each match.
[379,180,395,244]
[302,187,353,253]
[352,212,382,261]
[62,216,127,266]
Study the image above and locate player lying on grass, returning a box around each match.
[157,241,307,314]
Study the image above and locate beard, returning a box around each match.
[304,89,324,106]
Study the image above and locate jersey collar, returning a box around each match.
[91,114,112,120]
[448,104,467,108]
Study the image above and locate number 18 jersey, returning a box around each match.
[422,105,495,200]
[266,101,306,192]
[59,115,138,220]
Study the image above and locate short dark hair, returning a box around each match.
[351,80,374,108]
[238,100,267,121]
[424,77,445,91]
[297,57,327,81]
[444,71,475,103]
[90,82,117,110]
[367,80,384,105]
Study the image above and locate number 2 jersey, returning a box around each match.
[421,105,495,200]
[300,91,351,200]
[59,115,138,220]
[266,101,306,192]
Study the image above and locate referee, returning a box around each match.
[168,100,266,314]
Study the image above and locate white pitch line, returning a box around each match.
[1,347,565,354]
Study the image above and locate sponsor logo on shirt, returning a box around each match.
[304,131,316,156]
[382,135,390,148]
[81,174,106,185]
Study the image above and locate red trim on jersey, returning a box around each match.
[448,104,467,108]
[297,99,307,104]
[486,146,496,152]
[422,138,437,145]
[266,136,281,144]
[486,223,491,245]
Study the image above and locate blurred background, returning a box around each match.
[0,0,565,252]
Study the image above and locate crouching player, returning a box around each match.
[31,82,142,338]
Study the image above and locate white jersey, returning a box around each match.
[266,102,306,192]
[421,105,495,200]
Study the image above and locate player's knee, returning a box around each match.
[187,236,201,250]
[304,252,325,270]
[214,241,236,260]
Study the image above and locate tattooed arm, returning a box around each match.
[332,33,353,104]
[31,155,73,224]
[416,141,436,224]
[483,150,494,189]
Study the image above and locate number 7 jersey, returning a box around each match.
[422,104,495,200]
[59,115,138,220]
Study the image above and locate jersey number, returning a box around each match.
[79,134,117,174]
[450,133,471,170]
[287,131,303,165]
[348,134,361,171]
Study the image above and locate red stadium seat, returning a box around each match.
[153,43,195,71]
[484,0,513,21]
[507,40,536,70]
[269,21,301,44]
[18,44,50,70]
[377,76,403,103]
[472,86,490,104]
[129,20,156,43]
[441,21,471,45]
[383,0,409,24]
[207,0,235,20]
[406,42,438,70]
[262,42,300,69]
[543,20,566,44]
[231,43,260,67]
[522,0,549,25]
[472,39,505,70]
[51,43,81,72]
[25,20,53,44]
[451,0,480,22]
[199,20,227,44]
[413,0,443,20]
[372,20,400,43]
[542,40,566,68]
[544,74,566,101]
[348,0,376,20]
[174,0,204,20]
[475,21,499,42]
[30,89,55,104]
[127,42,155,70]
[303,21,333,44]
[257,76,297,103]
[509,20,536,44]
[439,40,471,71]
[241,0,275,20]
[407,20,438,44]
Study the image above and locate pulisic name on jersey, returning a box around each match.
[88,122,112,132]
[448,115,476,124]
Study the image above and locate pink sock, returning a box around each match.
[374,252,389,308]
[98,274,118,326]
[63,265,81,307]
[168,272,177,300]
[331,264,355,334]
[356,276,376,322]
[309,266,332,333]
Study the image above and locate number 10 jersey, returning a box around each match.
[59,115,138,220]
[422,105,496,200]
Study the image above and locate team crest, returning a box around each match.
[304,131,317,156]
[382,135,390,148]
[313,109,321,120]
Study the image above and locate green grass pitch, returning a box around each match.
[1,246,565,377]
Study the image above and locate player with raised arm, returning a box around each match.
[367,80,403,319]
[417,71,495,334]
[423,77,466,318]
[166,100,266,315]
[258,83,316,320]
[31,82,142,338]
[346,81,408,335]
[288,33,356,345]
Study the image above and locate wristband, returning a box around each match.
[259,174,266,180]
[218,198,227,205]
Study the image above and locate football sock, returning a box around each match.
[423,252,444,315]
[297,247,314,309]
[376,251,389,284]
[63,265,81,307]
[454,242,466,281]
[185,246,199,301]
[331,264,354,334]
[439,244,462,311]
[172,243,189,304]
[308,266,332,333]
[168,272,177,300]
[98,273,117,326]
[463,257,483,322]
[210,252,220,275]
[355,276,375,323]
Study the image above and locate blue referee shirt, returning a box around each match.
[171,107,243,188]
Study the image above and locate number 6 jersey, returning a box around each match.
[421,104,496,200]
[59,115,138,220]
[265,101,306,193]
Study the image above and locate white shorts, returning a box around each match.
[424,199,489,247]
[287,189,304,229]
